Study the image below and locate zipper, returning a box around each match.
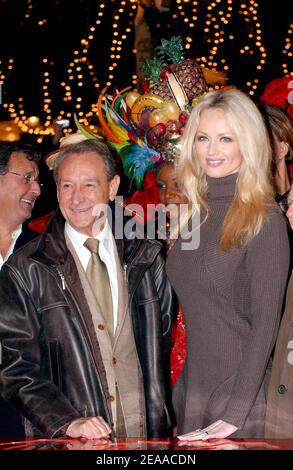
[44,261,114,432]
[55,266,66,290]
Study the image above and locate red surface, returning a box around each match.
[0,437,292,450]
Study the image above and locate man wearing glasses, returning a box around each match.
[0,141,41,437]
[0,142,41,270]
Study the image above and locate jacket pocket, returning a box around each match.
[47,339,62,389]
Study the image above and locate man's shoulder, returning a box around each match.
[14,224,40,251]
[123,236,164,265]
[6,235,41,270]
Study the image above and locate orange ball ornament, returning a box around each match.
[161,101,180,121]
[149,108,169,128]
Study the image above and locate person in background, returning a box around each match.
[0,139,173,439]
[0,142,41,268]
[261,104,293,204]
[166,89,290,440]
[0,141,41,437]
[134,1,171,82]
[156,161,187,386]
[265,184,293,438]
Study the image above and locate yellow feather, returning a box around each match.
[105,106,129,142]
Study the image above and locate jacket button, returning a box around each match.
[98,324,105,330]
[109,395,115,402]
[112,357,117,365]
[278,384,287,394]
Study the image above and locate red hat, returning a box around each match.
[260,76,293,122]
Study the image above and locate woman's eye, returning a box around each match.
[221,136,232,142]
[196,135,207,142]
[157,181,166,190]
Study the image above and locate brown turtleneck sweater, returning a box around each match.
[166,173,290,437]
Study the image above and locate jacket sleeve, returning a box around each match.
[0,264,80,437]
[151,252,174,356]
[222,209,290,428]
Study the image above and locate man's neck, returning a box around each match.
[0,225,21,260]
[0,219,22,241]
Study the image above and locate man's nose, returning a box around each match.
[71,186,84,204]
[287,203,293,219]
[30,179,42,196]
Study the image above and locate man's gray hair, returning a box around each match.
[53,139,117,182]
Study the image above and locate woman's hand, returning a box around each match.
[177,420,238,441]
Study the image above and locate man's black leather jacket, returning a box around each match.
[0,210,173,437]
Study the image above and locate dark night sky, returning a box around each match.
[0,0,292,121]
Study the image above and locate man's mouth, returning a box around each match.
[21,198,35,207]
[70,207,92,213]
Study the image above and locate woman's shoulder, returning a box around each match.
[254,203,289,247]
[266,204,288,227]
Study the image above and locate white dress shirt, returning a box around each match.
[65,221,119,331]
[0,225,22,270]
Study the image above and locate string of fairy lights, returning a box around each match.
[0,0,292,142]
[283,20,293,75]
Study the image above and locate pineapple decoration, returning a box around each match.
[92,37,212,190]
[126,36,207,161]
[78,36,226,190]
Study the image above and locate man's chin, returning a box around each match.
[21,208,33,220]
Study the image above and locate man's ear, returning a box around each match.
[109,175,120,201]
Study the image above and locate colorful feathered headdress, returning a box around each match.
[76,36,226,192]
[94,36,211,190]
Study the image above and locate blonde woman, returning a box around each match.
[166,89,290,440]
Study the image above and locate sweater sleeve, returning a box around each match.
[0,264,80,437]
[222,208,290,428]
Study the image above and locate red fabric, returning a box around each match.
[170,305,186,386]
[288,162,293,181]
[28,212,53,234]
[125,171,160,222]
[260,76,293,122]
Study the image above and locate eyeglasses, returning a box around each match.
[7,171,43,188]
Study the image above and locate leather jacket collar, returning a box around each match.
[31,209,164,270]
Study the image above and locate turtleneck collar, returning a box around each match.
[206,172,238,200]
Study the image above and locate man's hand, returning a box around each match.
[66,416,112,439]
[177,420,238,441]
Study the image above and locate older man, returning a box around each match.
[265,185,293,438]
[0,142,41,437]
[0,139,173,439]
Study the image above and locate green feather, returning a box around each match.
[73,113,102,140]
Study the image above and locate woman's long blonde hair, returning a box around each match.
[177,89,275,250]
